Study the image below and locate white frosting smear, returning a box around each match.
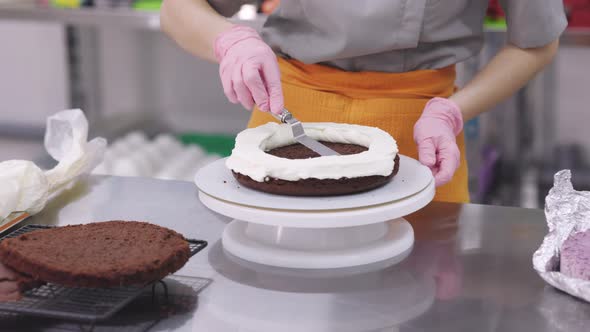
[226,122,398,182]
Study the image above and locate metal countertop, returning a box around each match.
[1,175,589,331]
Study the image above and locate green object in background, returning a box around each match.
[178,133,236,157]
[51,0,81,8]
[133,0,162,11]
[484,17,507,30]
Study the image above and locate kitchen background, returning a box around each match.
[0,0,589,208]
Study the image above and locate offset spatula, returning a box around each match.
[271,109,340,156]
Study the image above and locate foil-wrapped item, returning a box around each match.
[533,170,590,303]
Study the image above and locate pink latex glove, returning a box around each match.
[214,25,284,113]
[413,97,464,187]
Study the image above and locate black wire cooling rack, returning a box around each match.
[0,224,208,323]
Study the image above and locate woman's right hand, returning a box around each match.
[214,25,284,114]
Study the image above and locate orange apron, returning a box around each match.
[247,58,470,203]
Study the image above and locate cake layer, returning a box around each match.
[561,230,590,280]
[560,230,590,280]
[226,122,398,182]
[0,221,190,288]
[233,142,399,196]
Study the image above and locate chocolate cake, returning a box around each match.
[0,262,43,301]
[561,230,590,280]
[0,221,190,288]
[233,142,400,196]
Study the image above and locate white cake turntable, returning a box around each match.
[194,155,434,269]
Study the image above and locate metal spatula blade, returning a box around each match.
[271,109,340,156]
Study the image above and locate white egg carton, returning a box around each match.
[92,131,222,182]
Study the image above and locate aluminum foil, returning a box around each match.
[533,170,590,303]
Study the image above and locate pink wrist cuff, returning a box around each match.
[214,25,262,62]
[424,97,464,136]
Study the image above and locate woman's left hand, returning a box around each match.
[413,97,463,187]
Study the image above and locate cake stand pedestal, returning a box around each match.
[195,155,434,269]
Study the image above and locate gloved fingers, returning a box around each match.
[429,164,439,178]
[434,160,454,187]
[232,65,255,110]
[219,60,238,104]
[261,59,284,114]
[433,140,460,187]
[242,64,270,112]
[441,138,461,165]
[417,138,437,168]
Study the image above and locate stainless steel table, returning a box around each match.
[2,175,589,331]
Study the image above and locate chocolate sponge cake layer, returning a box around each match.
[0,221,190,288]
[268,142,369,159]
[0,262,44,302]
[233,142,399,196]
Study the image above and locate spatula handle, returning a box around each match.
[271,109,293,124]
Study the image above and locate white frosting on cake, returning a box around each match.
[226,122,398,182]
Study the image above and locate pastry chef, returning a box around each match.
[161,0,567,203]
